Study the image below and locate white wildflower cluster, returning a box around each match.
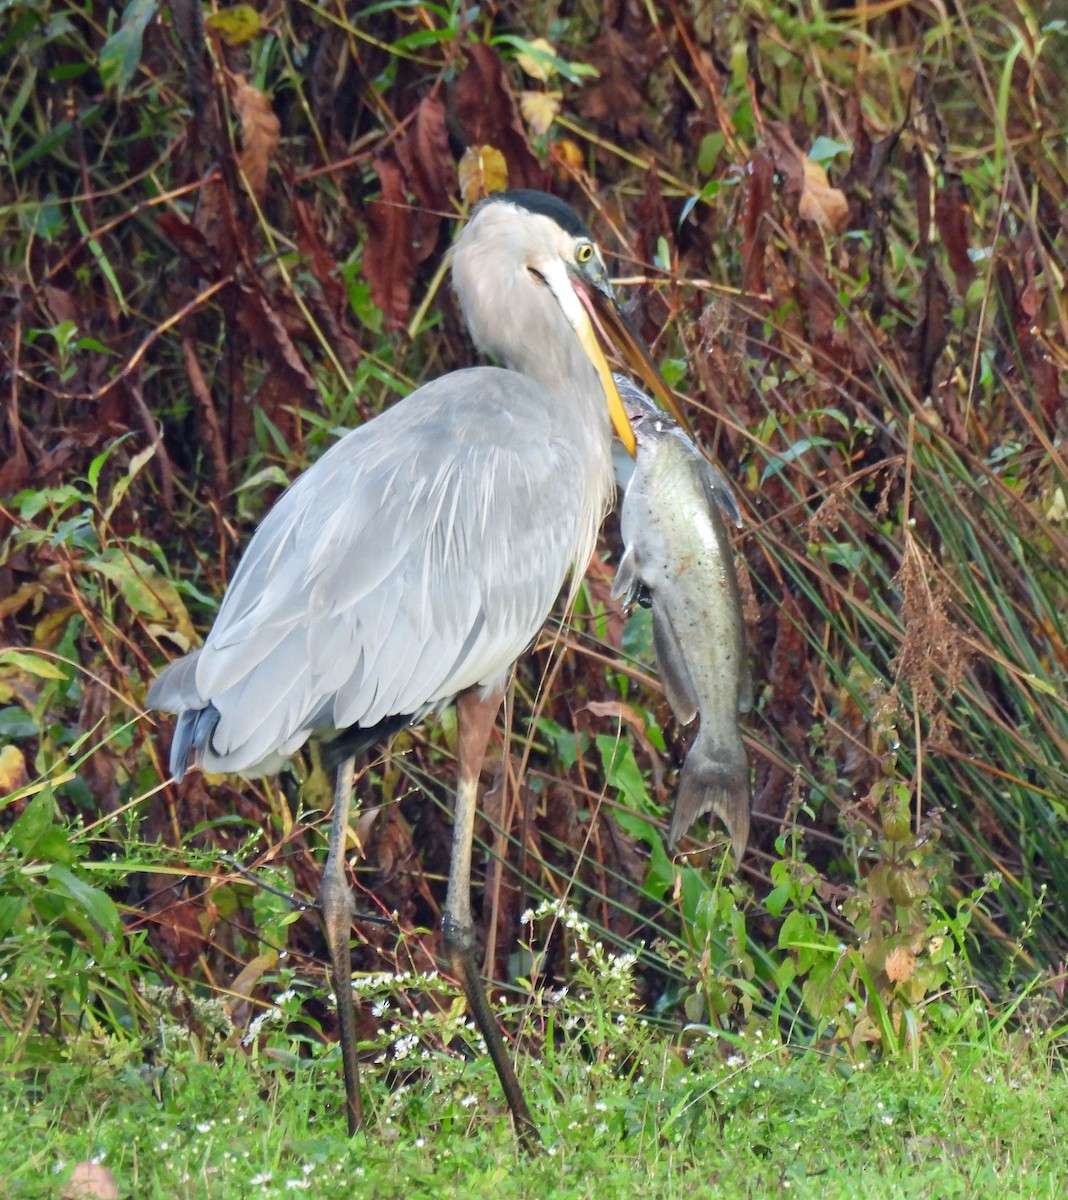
[526,898,594,942]
[242,989,300,1047]
[392,1033,420,1061]
[351,969,442,995]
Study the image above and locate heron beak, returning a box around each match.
[573,311,639,456]
[575,279,693,449]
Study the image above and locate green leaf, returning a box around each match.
[8,788,56,855]
[759,436,834,484]
[765,883,791,917]
[0,650,68,680]
[48,864,120,937]
[205,5,262,47]
[87,432,135,495]
[32,826,77,866]
[697,132,725,176]
[99,0,158,96]
[596,735,651,810]
[808,136,851,165]
[0,895,26,939]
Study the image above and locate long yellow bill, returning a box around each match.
[574,314,638,456]
[577,287,694,450]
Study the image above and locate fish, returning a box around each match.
[611,377,752,863]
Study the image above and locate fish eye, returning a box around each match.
[575,242,594,264]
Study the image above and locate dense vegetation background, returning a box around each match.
[1,1,1067,1188]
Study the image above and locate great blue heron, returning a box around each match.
[147,189,684,1149]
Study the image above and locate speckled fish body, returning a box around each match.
[612,381,752,863]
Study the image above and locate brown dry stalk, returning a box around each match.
[891,533,968,730]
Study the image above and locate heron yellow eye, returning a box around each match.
[576,242,594,264]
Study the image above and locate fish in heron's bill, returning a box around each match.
[611,378,752,863]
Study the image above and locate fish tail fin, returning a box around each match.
[668,738,751,865]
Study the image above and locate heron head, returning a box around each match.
[451,190,688,456]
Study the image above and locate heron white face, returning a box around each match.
[451,194,687,455]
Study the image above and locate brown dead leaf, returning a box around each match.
[765,124,849,235]
[63,1162,119,1200]
[578,28,647,140]
[396,94,457,266]
[363,157,414,330]
[885,945,916,983]
[181,330,229,497]
[451,43,545,191]
[233,76,280,200]
[226,950,279,1026]
[911,254,950,398]
[44,285,79,326]
[156,212,220,277]
[292,198,345,314]
[458,145,509,205]
[235,283,315,393]
[798,158,850,234]
[741,151,774,297]
[936,174,975,294]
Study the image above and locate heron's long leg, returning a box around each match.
[320,753,362,1136]
[443,688,540,1152]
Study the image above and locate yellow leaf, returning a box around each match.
[206,5,262,48]
[0,581,44,620]
[1045,487,1067,522]
[0,745,29,793]
[516,37,557,82]
[550,138,583,175]
[458,145,509,205]
[520,90,562,137]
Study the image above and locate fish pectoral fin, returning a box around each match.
[652,607,699,725]
[738,659,755,715]
[698,456,743,529]
[611,545,642,606]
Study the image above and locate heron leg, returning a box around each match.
[320,753,362,1136]
[442,688,540,1151]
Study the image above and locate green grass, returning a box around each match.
[9,1030,1067,1199]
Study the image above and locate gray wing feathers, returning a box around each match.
[156,368,585,775]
